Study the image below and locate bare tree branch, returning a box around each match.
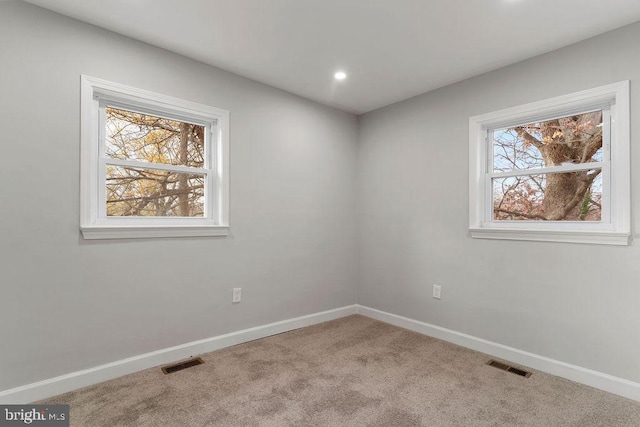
[493,208,548,220]
[514,126,544,151]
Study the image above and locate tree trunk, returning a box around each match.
[518,111,602,220]
[178,124,190,216]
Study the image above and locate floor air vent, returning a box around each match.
[161,357,204,374]
[486,359,532,378]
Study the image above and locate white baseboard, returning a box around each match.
[356,305,640,402]
[0,305,358,404]
[4,304,638,404]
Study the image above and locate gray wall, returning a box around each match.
[358,22,640,382]
[0,2,358,391]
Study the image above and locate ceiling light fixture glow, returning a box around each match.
[334,71,347,81]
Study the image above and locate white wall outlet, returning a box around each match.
[432,284,441,300]
[232,288,242,303]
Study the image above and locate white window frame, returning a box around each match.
[80,75,229,239]
[469,81,630,245]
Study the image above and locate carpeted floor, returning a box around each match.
[41,315,640,426]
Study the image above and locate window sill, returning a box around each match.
[81,225,229,240]
[469,228,630,246]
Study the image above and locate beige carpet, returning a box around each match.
[40,315,640,426]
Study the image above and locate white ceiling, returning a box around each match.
[21,0,640,114]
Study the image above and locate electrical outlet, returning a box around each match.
[432,284,441,300]
[232,288,242,303]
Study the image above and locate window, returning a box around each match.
[469,81,630,245]
[80,76,229,239]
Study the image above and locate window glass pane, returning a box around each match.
[492,110,603,172]
[492,170,601,221]
[105,107,205,168]
[592,146,603,162]
[106,165,205,217]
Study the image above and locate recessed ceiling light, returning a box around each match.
[334,71,347,81]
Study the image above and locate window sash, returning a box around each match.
[484,167,610,226]
[98,100,216,169]
[97,159,216,220]
[486,107,610,174]
[486,167,607,224]
[483,107,611,224]
[96,102,217,221]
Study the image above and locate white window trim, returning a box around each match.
[469,81,630,245]
[80,75,230,239]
